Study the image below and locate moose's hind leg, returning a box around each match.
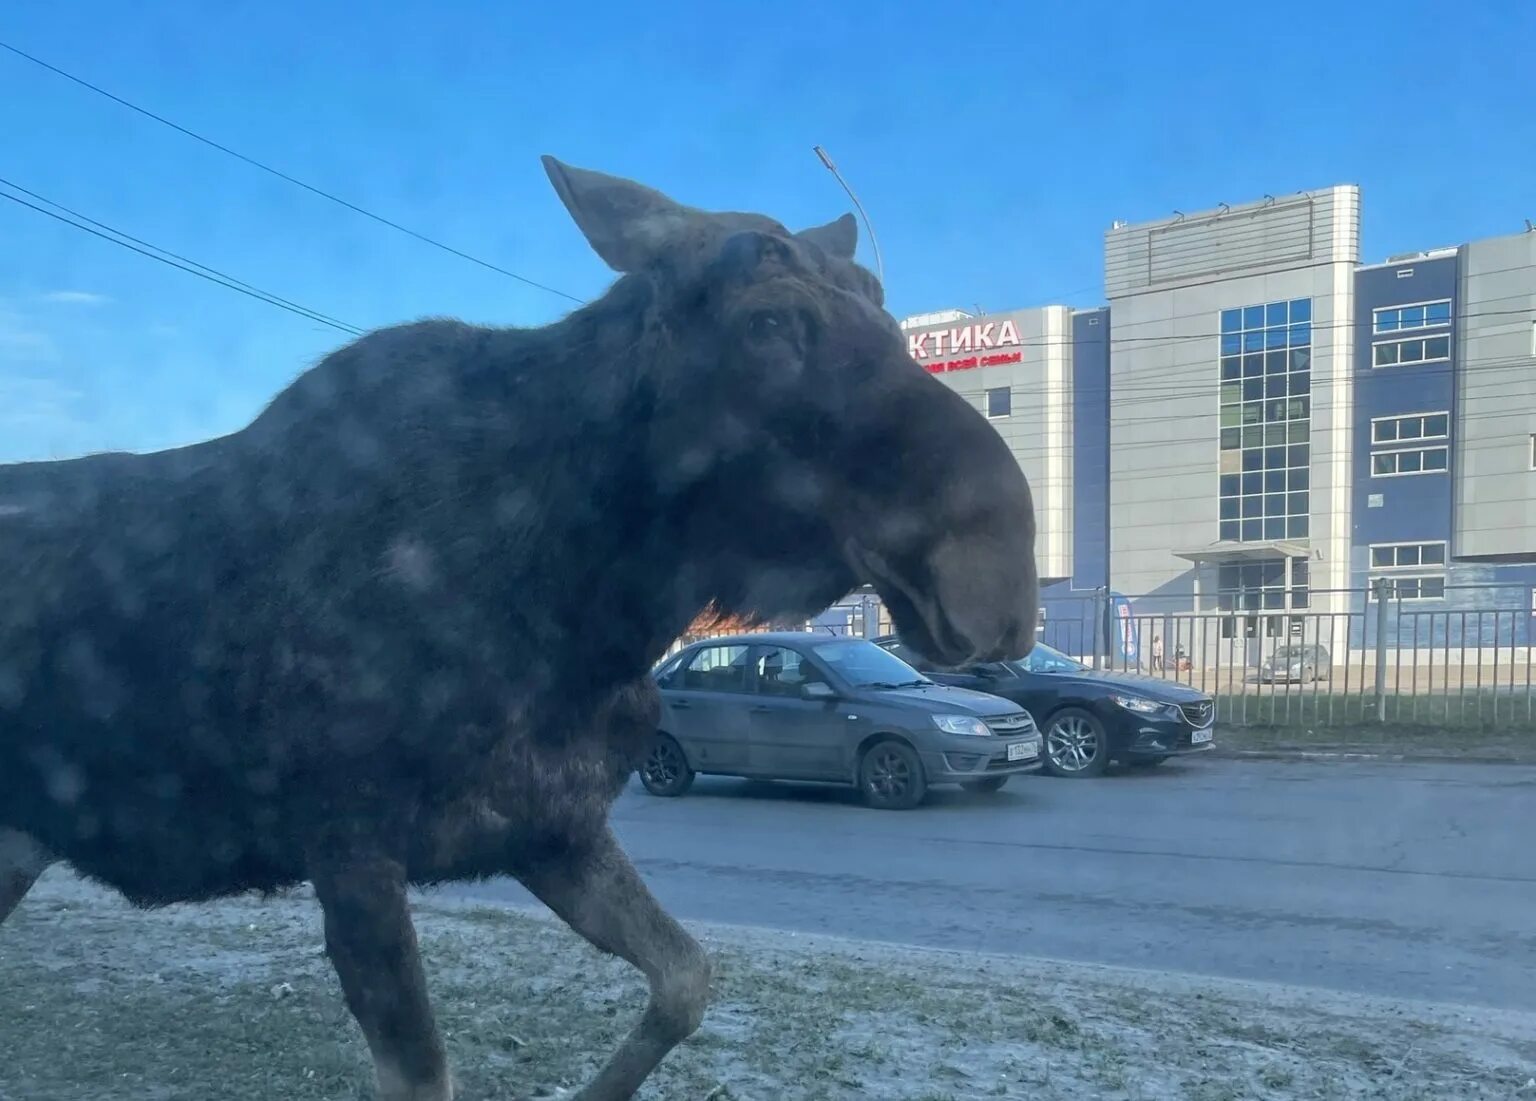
[0,829,54,925]
[310,853,453,1101]
[518,826,711,1101]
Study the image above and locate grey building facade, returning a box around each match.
[899,187,1536,656]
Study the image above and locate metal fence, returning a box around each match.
[665,584,1536,730]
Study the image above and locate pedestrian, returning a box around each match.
[1151,633,1164,673]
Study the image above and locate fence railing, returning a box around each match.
[665,583,1536,730]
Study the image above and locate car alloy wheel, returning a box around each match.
[860,739,927,810]
[640,734,694,797]
[1044,711,1108,778]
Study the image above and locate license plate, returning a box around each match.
[1192,728,1213,745]
[1007,740,1035,761]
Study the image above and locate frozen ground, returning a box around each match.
[2,871,1533,1100]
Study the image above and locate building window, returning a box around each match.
[1369,575,1447,601]
[1371,411,1450,445]
[1218,298,1311,542]
[1373,300,1452,334]
[1370,446,1449,477]
[1369,542,1447,570]
[986,386,1012,419]
[1373,334,1451,368]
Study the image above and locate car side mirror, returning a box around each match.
[800,682,836,701]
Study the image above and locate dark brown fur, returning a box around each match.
[0,157,1038,1099]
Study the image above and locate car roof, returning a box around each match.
[681,631,864,648]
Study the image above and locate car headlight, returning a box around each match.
[1112,694,1162,714]
[932,714,992,737]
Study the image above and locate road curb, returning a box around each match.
[1212,747,1533,765]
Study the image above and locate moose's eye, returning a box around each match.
[747,310,790,341]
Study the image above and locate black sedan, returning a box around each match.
[873,635,1215,778]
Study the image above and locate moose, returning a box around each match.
[0,156,1038,1099]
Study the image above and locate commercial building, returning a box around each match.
[900,188,1536,659]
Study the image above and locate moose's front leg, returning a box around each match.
[311,853,452,1101]
[519,826,711,1101]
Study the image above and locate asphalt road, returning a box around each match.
[432,757,1536,1012]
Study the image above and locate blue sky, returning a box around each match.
[2,0,1532,462]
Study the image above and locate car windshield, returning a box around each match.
[1005,643,1086,675]
[1270,647,1309,663]
[811,639,930,688]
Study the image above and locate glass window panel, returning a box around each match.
[1427,335,1450,359]
[1242,519,1262,541]
[1372,454,1393,476]
[1221,333,1242,356]
[1220,450,1242,474]
[1241,401,1262,424]
[1292,560,1309,584]
[1220,520,1240,541]
[1287,445,1309,467]
[1288,323,1311,347]
[1264,470,1285,492]
[1287,492,1308,515]
[1265,350,1288,374]
[1242,353,1264,377]
[1266,424,1289,447]
[1220,498,1240,519]
[1221,309,1242,333]
[1265,493,1285,515]
[1289,348,1312,371]
[1243,449,1263,472]
[1243,378,1264,401]
[1241,496,1261,518]
[1370,547,1393,568]
[1243,426,1264,448]
[1220,427,1241,449]
[1289,299,1311,323]
[1425,448,1448,471]
[1402,339,1425,361]
[1265,446,1286,469]
[1422,577,1446,599]
[1427,413,1449,437]
[1266,302,1288,327]
[1290,371,1310,395]
[1375,419,1399,443]
[1264,375,1286,398]
[1266,400,1286,423]
[1242,472,1263,494]
[1422,543,1446,565]
[1220,407,1241,428]
[1243,331,1264,352]
[1220,474,1241,496]
[1427,300,1452,324]
[1265,328,1287,350]
[1375,309,1399,333]
[1400,305,1426,329]
[1221,382,1242,404]
[1243,306,1265,329]
[1262,585,1285,606]
[1221,356,1241,380]
[1374,342,1400,367]
[1400,450,1424,473]
[1289,468,1309,490]
[1288,515,1309,538]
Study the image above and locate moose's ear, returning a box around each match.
[541,156,695,273]
[795,213,858,260]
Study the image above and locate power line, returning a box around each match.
[0,39,582,305]
[0,179,364,336]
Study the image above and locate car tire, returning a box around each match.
[859,739,927,810]
[639,733,695,797]
[1042,709,1110,778]
[961,776,1010,794]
